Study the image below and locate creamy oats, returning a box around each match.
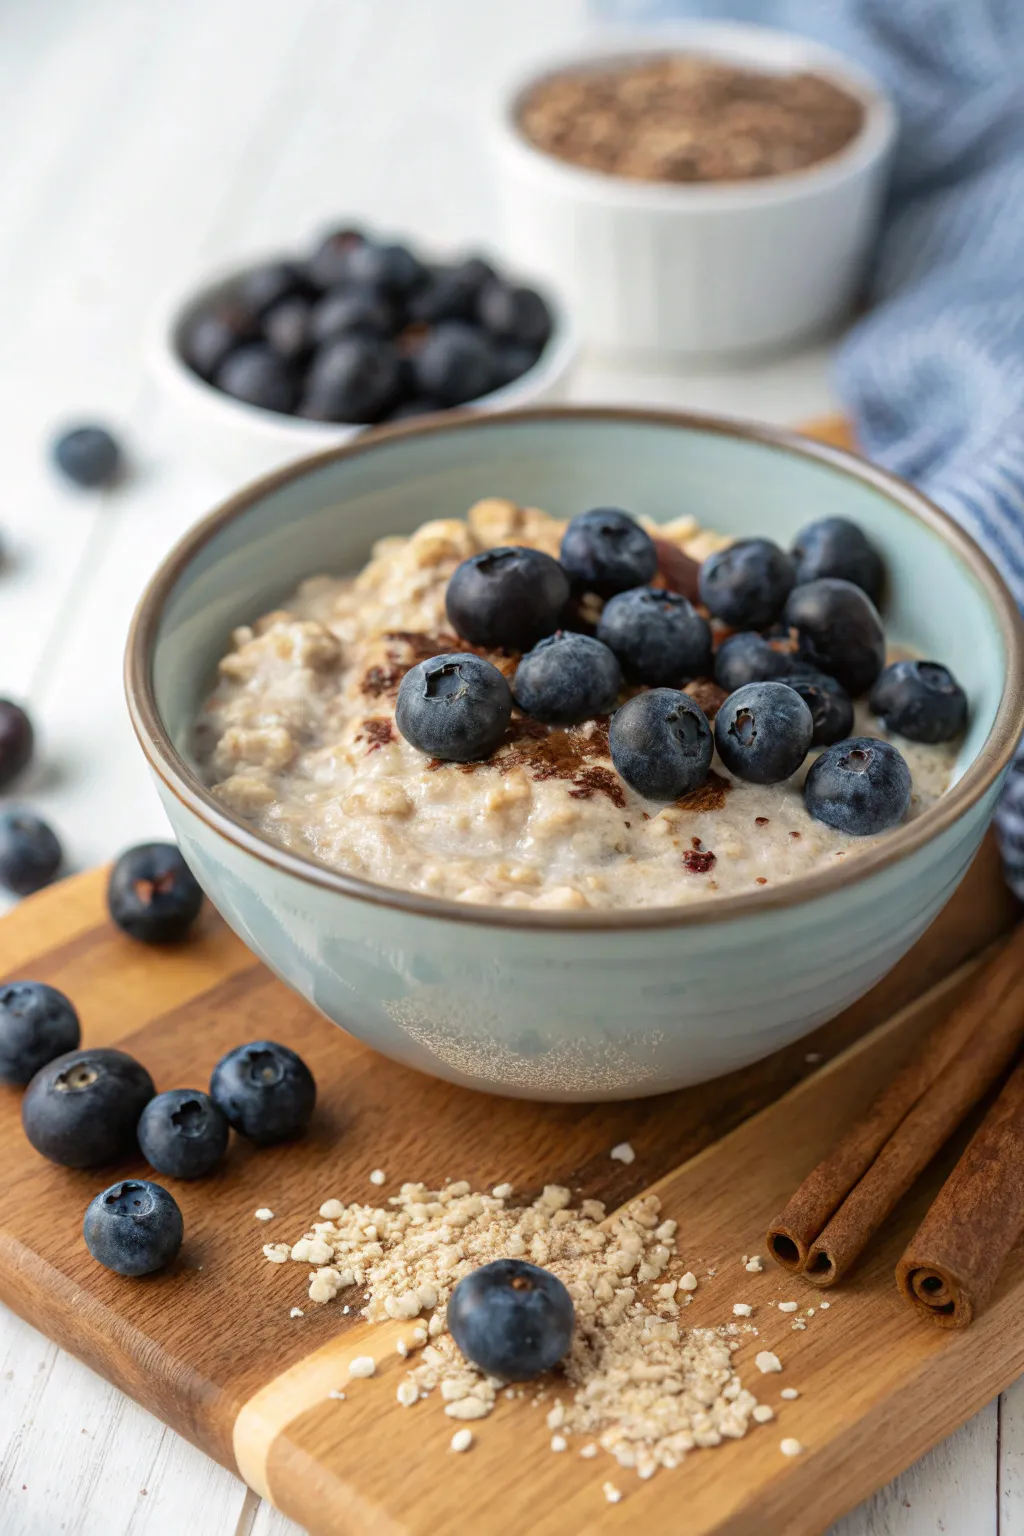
[196,498,958,911]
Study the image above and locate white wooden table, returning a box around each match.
[0,2,1018,1531]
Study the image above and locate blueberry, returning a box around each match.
[597,587,712,685]
[513,632,621,725]
[235,260,308,315]
[308,284,400,346]
[447,1259,574,1381]
[209,1039,316,1146]
[0,809,63,896]
[107,842,203,944]
[262,295,314,363]
[785,578,886,697]
[385,396,443,421]
[302,335,403,423]
[446,547,570,652]
[51,425,123,489]
[347,240,428,297]
[0,699,34,788]
[792,517,883,604]
[22,1047,155,1167]
[306,226,367,289]
[869,659,968,744]
[180,301,259,379]
[396,652,512,761]
[409,257,497,323]
[609,688,713,800]
[713,632,796,693]
[137,1089,230,1180]
[804,736,912,835]
[83,1179,183,1276]
[714,681,813,785]
[492,342,541,388]
[0,982,80,1086]
[698,539,795,629]
[214,344,298,414]
[559,508,658,599]
[477,280,552,350]
[412,322,497,406]
[782,670,854,746]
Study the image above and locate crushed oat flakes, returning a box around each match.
[680,1272,698,1292]
[370,1169,387,1186]
[752,1405,775,1423]
[580,1443,598,1459]
[289,1307,304,1319]
[780,1388,800,1400]
[254,1208,274,1221]
[327,1389,346,1401]
[397,1380,419,1407]
[732,1303,753,1317]
[610,1142,636,1164]
[778,1301,798,1313]
[551,1435,568,1452]
[819,1301,830,1310]
[349,1356,376,1378]
[792,1321,807,1331]
[450,1429,474,1452]
[744,1256,764,1273]
[780,1437,804,1456]
[755,1351,782,1375]
[603,1481,623,1504]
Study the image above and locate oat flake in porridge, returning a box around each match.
[196,498,958,912]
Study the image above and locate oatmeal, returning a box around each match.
[196,498,957,911]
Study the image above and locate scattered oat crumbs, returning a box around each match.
[610,1142,636,1164]
[780,1438,804,1457]
[778,1301,798,1313]
[791,1320,807,1331]
[369,1169,387,1186]
[551,1435,568,1452]
[263,1243,289,1263]
[752,1405,774,1423]
[733,1303,753,1317]
[755,1351,782,1374]
[349,1355,376,1378]
[580,1444,598,1459]
[780,1388,800,1400]
[397,1380,419,1407]
[328,1389,346,1401]
[492,1182,514,1199]
[396,1339,408,1358]
[254,1208,274,1221]
[603,1482,623,1505]
[806,1308,815,1317]
[745,1256,764,1273]
[450,1429,474,1453]
[289,1307,304,1319]
[680,1271,698,1292]
[319,1199,345,1219]
[819,1301,830,1310]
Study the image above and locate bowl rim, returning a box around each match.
[492,20,898,210]
[125,405,1024,932]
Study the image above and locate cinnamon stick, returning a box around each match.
[766,925,1024,1280]
[896,1059,1024,1327]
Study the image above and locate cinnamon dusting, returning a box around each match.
[356,717,394,753]
[675,770,731,813]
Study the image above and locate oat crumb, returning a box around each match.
[806,1308,815,1317]
[755,1351,782,1374]
[492,1183,514,1199]
[450,1429,474,1453]
[752,1404,774,1423]
[603,1482,623,1504]
[254,1208,274,1221]
[744,1256,764,1273]
[397,1380,418,1407]
[780,1437,804,1456]
[396,1339,408,1358]
[349,1355,376,1378]
[289,1307,304,1319]
[732,1303,753,1317]
[580,1443,598,1459]
[369,1169,386,1186]
[780,1388,800,1400]
[778,1301,799,1313]
[327,1389,346,1401]
[680,1271,698,1292]
[792,1320,807,1331]
[610,1142,636,1164]
[819,1301,830,1310]
[551,1435,568,1452]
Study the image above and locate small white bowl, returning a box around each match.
[147,254,579,481]
[491,22,897,361]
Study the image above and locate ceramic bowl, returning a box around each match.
[490,22,897,359]
[126,408,1024,1102]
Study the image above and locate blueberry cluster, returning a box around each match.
[0,698,65,897]
[179,227,553,424]
[395,508,968,840]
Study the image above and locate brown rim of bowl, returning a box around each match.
[125,405,1024,932]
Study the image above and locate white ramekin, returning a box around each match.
[490,22,897,361]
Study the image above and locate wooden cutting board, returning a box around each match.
[0,837,1019,1536]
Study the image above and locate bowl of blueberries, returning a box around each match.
[151,224,578,478]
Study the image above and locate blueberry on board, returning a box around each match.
[306,226,367,289]
[262,295,314,363]
[792,517,883,604]
[785,578,886,697]
[137,1088,230,1180]
[214,344,298,414]
[609,688,713,800]
[698,539,796,629]
[596,587,713,685]
[411,322,498,406]
[180,301,260,379]
[713,632,797,693]
[804,736,912,835]
[513,632,622,725]
[396,652,512,761]
[0,982,80,1087]
[347,240,428,297]
[51,425,123,489]
[477,280,552,350]
[447,1259,574,1381]
[22,1047,155,1167]
[235,260,308,316]
[308,284,400,346]
[559,508,658,599]
[83,1179,183,1276]
[408,256,497,323]
[107,842,203,944]
[302,335,403,423]
[0,699,34,789]
[869,659,968,744]
[446,547,570,652]
[0,809,63,896]
[714,681,813,785]
[782,670,854,746]
[209,1040,316,1146]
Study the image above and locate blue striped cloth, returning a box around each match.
[597,0,1024,894]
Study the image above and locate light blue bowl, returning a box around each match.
[126,409,1024,1101]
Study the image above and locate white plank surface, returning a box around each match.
[0,1,1006,1533]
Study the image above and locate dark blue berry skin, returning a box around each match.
[513,633,622,725]
[698,539,795,629]
[782,671,854,746]
[0,809,63,896]
[609,689,713,800]
[785,578,886,697]
[235,260,309,316]
[792,517,884,605]
[84,1180,183,1277]
[869,659,968,744]
[346,241,428,297]
[0,699,34,788]
[308,285,400,346]
[181,302,259,379]
[138,1089,230,1180]
[262,296,314,363]
[412,322,497,406]
[301,335,403,423]
[713,632,797,693]
[306,227,367,289]
[51,426,123,489]
[107,842,203,944]
[597,587,713,685]
[209,1040,316,1146]
[477,280,552,350]
[22,1047,155,1167]
[409,257,497,324]
[559,509,658,599]
[0,982,80,1087]
[397,653,512,761]
[386,397,444,421]
[447,1259,574,1381]
[714,681,813,785]
[493,342,541,388]
[446,547,570,652]
[215,344,298,414]
[804,736,912,835]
